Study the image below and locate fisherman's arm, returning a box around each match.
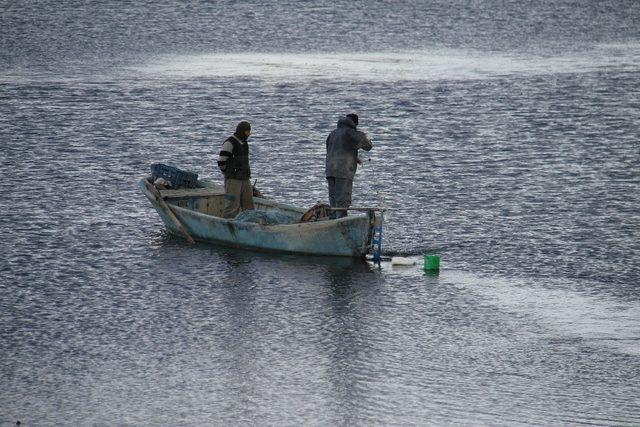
[217,139,234,172]
[355,130,373,151]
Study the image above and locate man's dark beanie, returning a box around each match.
[346,113,359,126]
[235,121,251,134]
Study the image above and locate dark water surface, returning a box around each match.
[2,1,640,425]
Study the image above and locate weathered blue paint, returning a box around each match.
[372,211,383,263]
[139,179,374,257]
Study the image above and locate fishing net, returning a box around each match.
[233,209,297,225]
[300,203,331,222]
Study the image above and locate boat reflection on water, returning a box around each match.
[153,229,377,285]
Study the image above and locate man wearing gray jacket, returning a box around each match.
[325,113,373,219]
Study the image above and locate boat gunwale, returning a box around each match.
[167,199,370,231]
[139,178,370,231]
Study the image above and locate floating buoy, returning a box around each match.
[423,254,440,271]
[391,257,416,266]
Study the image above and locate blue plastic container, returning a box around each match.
[151,163,198,189]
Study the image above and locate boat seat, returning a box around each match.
[159,188,226,199]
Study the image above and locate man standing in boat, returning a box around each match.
[325,113,373,219]
[217,120,255,218]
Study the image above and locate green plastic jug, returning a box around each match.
[423,254,440,271]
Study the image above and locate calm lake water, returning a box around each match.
[1,1,639,425]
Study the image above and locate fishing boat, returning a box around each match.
[139,177,384,258]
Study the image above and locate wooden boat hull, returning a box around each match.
[139,179,373,257]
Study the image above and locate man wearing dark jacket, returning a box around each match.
[217,121,254,218]
[325,114,373,218]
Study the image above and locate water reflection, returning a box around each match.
[148,238,384,420]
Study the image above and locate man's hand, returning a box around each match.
[253,186,264,198]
